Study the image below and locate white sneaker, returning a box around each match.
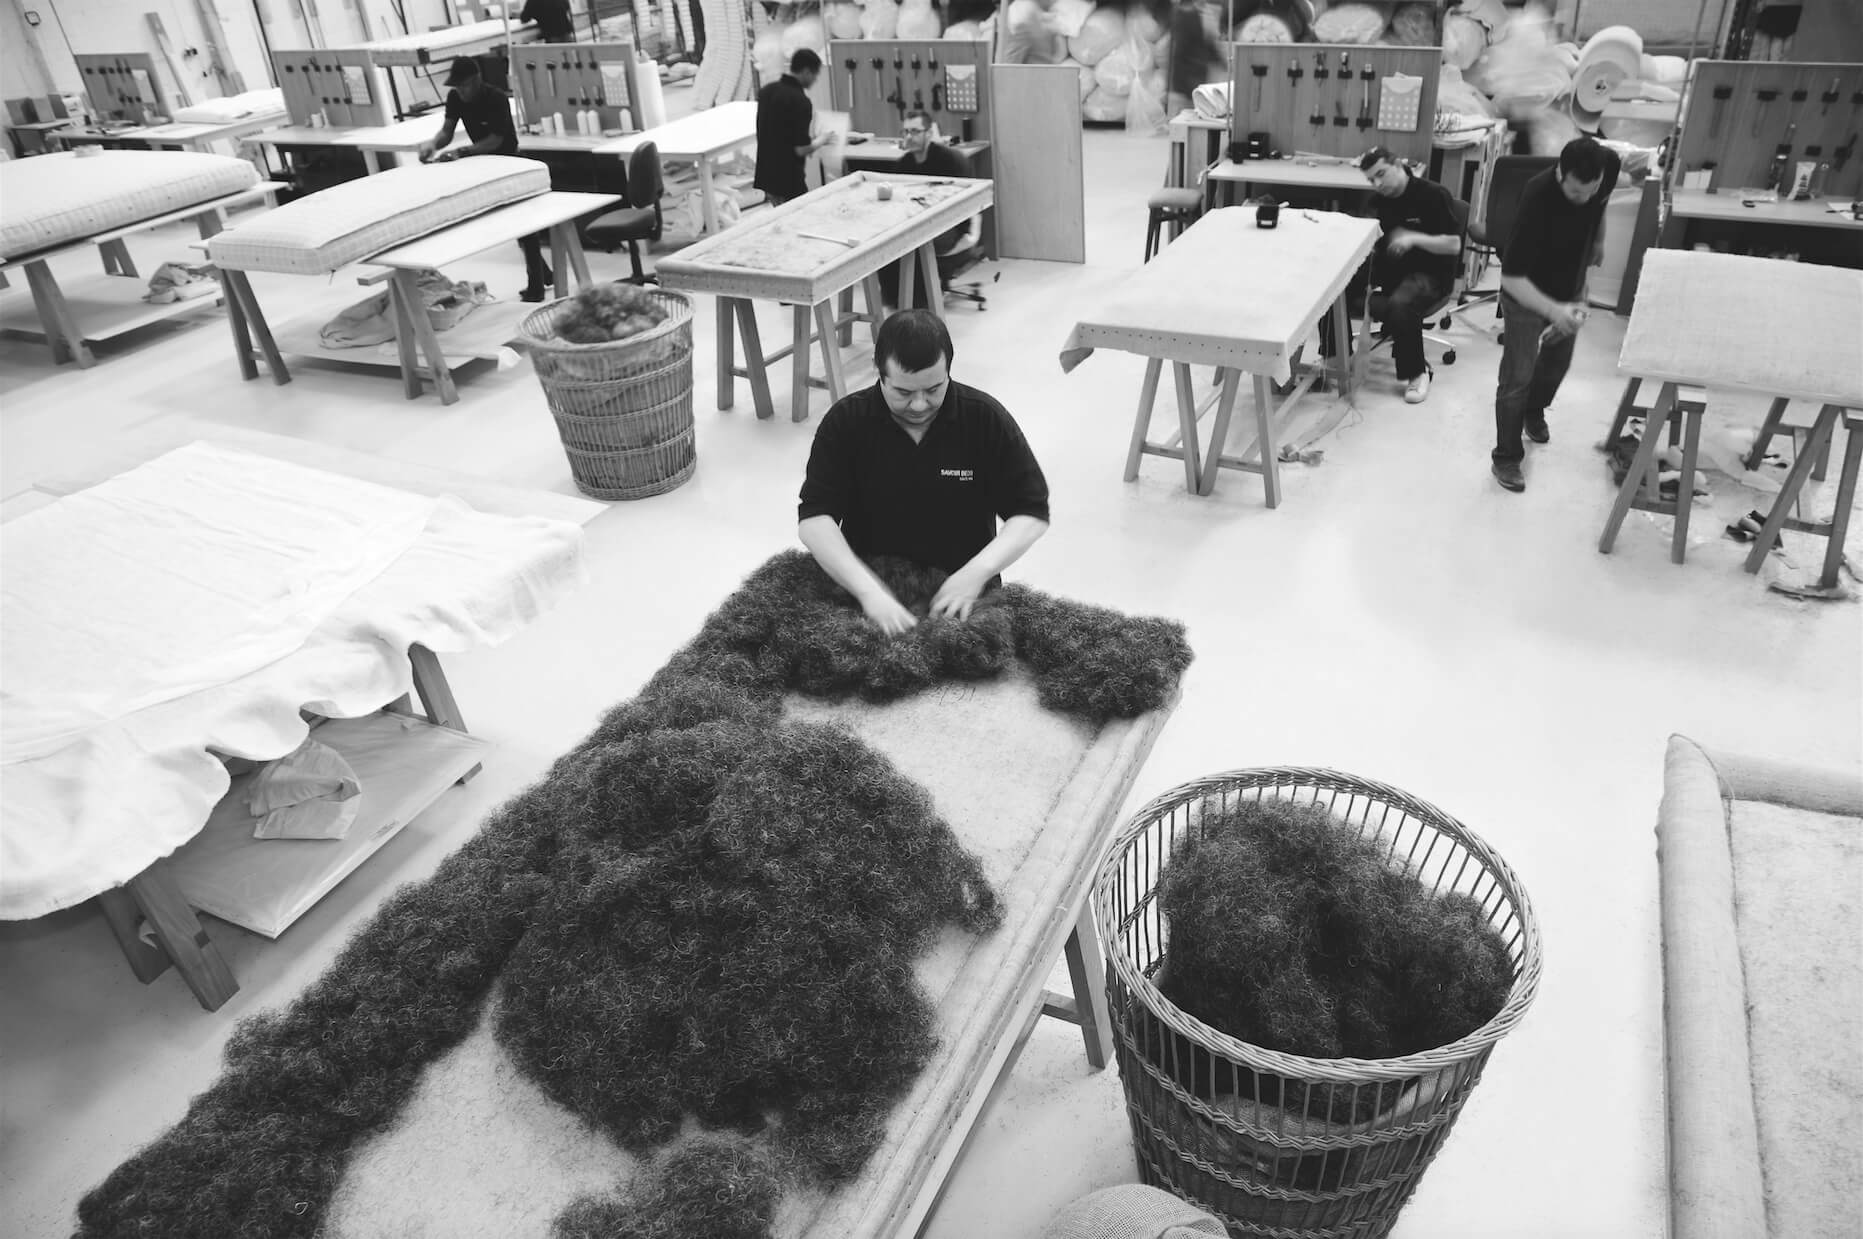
[1404,369,1431,404]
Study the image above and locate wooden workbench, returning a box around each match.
[655,169,994,421]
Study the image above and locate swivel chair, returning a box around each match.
[1367,197,1471,368]
[1455,154,1557,323]
[584,141,665,284]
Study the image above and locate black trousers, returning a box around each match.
[1318,262,1450,381]
[519,232,552,292]
[1492,291,1575,464]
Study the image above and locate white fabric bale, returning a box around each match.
[1236,13,1296,41]
[1094,44,1137,96]
[1442,13,1487,69]
[1068,8,1126,66]
[826,1,864,38]
[780,13,828,55]
[896,0,941,38]
[1063,56,1097,100]
[753,28,785,81]
[1312,3,1387,44]
[1127,6,1162,43]
[1128,35,1154,71]
[1643,53,1688,84]
[1437,63,1497,119]
[945,19,981,39]
[1081,85,1127,121]
[860,0,899,39]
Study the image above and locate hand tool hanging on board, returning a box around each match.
[1313,50,1328,80]
[843,57,857,108]
[1832,133,1856,174]
[1710,84,1731,137]
[1821,77,1839,114]
[1752,87,1778,138]
[1334,97,1348,127]
[1250,62,1266,113]
[1358,78,1373,129]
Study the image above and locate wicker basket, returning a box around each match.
[1092,768,1543,1239]
[518,290,696,501]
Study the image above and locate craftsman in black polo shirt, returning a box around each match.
[755,49,834,206]
[419,56,554,301]
[798,310,1051,635]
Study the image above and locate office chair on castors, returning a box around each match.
[940,244,998,310]
[584,141,664,284]
[1454,154,1556,324]
[1367,198,1471,368]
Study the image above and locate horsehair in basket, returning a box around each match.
[77,551,1193,1239]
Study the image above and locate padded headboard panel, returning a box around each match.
[208,156,551,275]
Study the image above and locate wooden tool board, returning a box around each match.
[510,41,640,132]
[74,53,169,124]
[1228,42,1440,168]
[272,49,393,128]
[828,39,994,146]
[1673,61,1863,198]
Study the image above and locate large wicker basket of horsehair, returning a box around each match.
[1092,767,1543,1238]
[517,288,695,501]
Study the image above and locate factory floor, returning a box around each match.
[2,111,1859,1239]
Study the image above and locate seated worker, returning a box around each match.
[1317,147,1462,403]
[878,112,984,310]
[418,57,554,302]
[798,310,1051,635]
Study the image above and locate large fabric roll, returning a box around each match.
[1571,26,1642,119]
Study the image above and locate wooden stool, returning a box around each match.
[1144,187,1202,263]
[1599,379,1708,564]
[1744,404,1862,590]
[1742,396,1833,481]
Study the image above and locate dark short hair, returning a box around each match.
[875,309,953,375]
[903,109,933,130]
[790,49,822,74]
[1358,145,1398,173]
[1559,136,1608,183]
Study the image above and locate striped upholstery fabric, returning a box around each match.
[0,151,259,260]
[208,157,550,276]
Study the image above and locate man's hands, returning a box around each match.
[858,588,919,635]
[1545,302,1588,337]
[928,565,988,621]
[1385,227,1417,255]
[417,139,439,162]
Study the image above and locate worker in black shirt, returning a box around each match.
[755,50,836,206]
[520,0,575,43]
[878,111,984,309]
[1317,147,1461,404]
[1490,136,1620,493]
[419,57,554,302]
[798,310,1051,634]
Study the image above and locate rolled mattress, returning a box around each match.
[207,156,551,275]
[0,150,260,261]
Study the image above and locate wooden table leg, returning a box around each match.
[554,222,593,290]
[898,251,918,312]
[1816,414,1863,589]
[1254,372,1282,507]
[225,271,289,386]
[1605,376,1646,446]
[1746,404,1840,573]
[1197,368,1243,497]
[917,243,943,318]
[22,260,83,366]
[862,274,886,341]
[717,295,736,409]
[98,864,239,1011]
[99,238,139,279]
[363,149,383,175]
[394,268,459,405]
[1672,402,1703,565]
[1743,396,1791,472]
[1171,362,1202,493]
[813,300,847,403]
[222,267,260,381]
[791,303,813,421]
[836,285,854,347]
[1600,381,1677,554]
[409,643,480,783]
[388,272,424,400]
[698,158,719,235]
[1062,903,1113,1069]
[734,299,775,420]
[1125,357,1164,482]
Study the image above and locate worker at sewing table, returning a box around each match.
[878,111,985,310]
[1316,146,1461,405]
[798,310,1050,635]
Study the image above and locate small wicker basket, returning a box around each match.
[1092,768,1543,1239]
[518,290,696,501]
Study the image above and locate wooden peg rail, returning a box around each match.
[510,41,640,134]
[1227,41,1441,168]
[74,53,168,125]
[827,39,994,145]
[271,48,393,129]
[1673,60,1863,198]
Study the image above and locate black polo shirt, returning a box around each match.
[521,0,575,42]
[445,84,519,156]
[798,380,1051,575]
[755,74,813,201]
[901,142,975,253]
[1375,175,1459,285]
[1503,149,1622,302]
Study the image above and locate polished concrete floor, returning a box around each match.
[1,117,1859,1239]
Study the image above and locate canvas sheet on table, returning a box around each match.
[1656,735,1863,1239]
[700,178,978,274]
[1621,251,1863,408]
[0,444,587,920]
[312,673,1175,1238]
[170,87,287,125]
[600,99,757,158]
[1059,207,1380,384]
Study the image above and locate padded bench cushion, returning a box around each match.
[0,150,260,260]
[207,156,550,275]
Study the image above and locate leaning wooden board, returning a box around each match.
[654,170,993,306]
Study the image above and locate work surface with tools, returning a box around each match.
[655,171,992,305]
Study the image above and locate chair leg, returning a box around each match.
[627,240,645,284]
[1144,215,1159,263]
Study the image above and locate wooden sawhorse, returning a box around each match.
[1599,379,1708,564]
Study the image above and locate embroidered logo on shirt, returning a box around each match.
[940,469,975,481]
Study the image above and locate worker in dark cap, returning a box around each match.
[419,56,555,301]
